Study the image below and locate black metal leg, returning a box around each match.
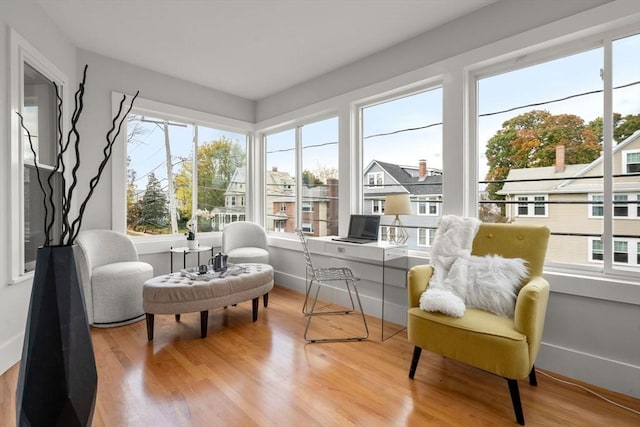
[507,378,525,425]
[409,346,422,379]
[175,314,181,322]
[252,297,259,321]
[146,313,154,341]
[200,311,208,338]
[529,366,537,386]
[263,292,269,307]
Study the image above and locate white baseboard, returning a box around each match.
[0,332,23,375]
[537,342,640,399]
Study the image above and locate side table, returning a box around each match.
[170,245,215,272]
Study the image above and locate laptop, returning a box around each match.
[331,214,380,244]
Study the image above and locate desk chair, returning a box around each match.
[296,229,368,343]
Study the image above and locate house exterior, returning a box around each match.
[363,159,443,250]
[498,132,640,269]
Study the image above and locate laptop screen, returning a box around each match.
[348,215,380,240]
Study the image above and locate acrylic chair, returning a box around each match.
[296,228,368,343]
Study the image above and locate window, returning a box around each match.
[361,87,443,252]
[367,172,384,188]
[614,194,628,217]
[477,31,640,277]
[417,228,436,247]
[22,63,61,273]
[125,113,247,236]
[372,199,385,214]
[614,241,628,263]
[590,194,604,217]
[515,195,547,217]
[592,239,604,261]
[417,196,440,216]
[623,150,640,174]
[265,116,339,236]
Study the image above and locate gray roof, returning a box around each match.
[375,160,442,196]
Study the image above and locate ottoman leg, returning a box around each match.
[263,293,269,308]
[200,310,209,338]
[252,297,259,322]
[146,313,154,341]
[175,314,181,322]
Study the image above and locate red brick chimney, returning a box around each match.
[418,159,427,181]
[555,145,565,173]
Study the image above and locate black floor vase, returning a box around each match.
[16,245,97,427]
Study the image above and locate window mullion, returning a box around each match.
[602,38,614,273]
[192,124,198,229]
[295,125,303,231]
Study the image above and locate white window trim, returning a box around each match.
[417,196,440,216]
[622,149,640,174]
[515,194,548,217]
[588,193,605,218]
[110,94,254,240]
[9,28,69,284]
[367,171,384,188]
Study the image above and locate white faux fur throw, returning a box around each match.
[420,215,481,317]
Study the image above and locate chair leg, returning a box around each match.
[146,313,154,341]
[529,366,537,386]
[175,314,181,322]
[304,280,368,343]
[200,311,208,338]
[409,346,422,379]
[263,292,269,308]
[507,378,525,425]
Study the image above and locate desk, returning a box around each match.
[170,245,215,272]
[306,237,408,340]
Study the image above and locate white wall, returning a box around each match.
[0,1,77,375]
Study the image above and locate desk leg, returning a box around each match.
[183,251,187,270]
[170,247,173,273]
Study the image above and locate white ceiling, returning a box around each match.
[37,0,497,100]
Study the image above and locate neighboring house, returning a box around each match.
[498,132,640,268]
[364,159,443,250]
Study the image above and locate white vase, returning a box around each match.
[187,239,198,250]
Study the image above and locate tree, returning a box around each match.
[302,170,323,187]
[138,172,169,231]
[174,136,246,220]
[485,110,601,203]
[587,113,640,143]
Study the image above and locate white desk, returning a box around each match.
[306,236,408,340]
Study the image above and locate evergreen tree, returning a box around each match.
[139,172,169,230]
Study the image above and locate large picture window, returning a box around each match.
[125,113,248,236]
[360,87,443,250]
[265,116,339,236]
[477,31,640,276]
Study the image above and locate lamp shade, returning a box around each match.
[385,194,411,216]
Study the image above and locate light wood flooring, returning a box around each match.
[1,285,639,426]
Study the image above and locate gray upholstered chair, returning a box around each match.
[222,221,270,305]
[75,229,153,327]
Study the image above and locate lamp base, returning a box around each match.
[389,216,408,244]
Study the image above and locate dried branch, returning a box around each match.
[67,90,139,244]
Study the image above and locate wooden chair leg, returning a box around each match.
[175,314,181,322]
[252,297,259,321]
[146,313,154,341]
[529,366,537,386]
[507,378,525,425]
[200,311,208,338]
[263,292,269,307]
[408,346,422,379]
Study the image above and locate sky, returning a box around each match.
[127,33,639,192]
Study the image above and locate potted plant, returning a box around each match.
[186,219,198,249]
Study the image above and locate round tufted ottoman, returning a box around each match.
[143,263,273,339]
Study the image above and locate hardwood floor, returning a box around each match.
[1,285,639,426]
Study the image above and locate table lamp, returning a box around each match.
[385,193,411,244]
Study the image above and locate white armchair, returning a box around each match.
[75,230,153,327]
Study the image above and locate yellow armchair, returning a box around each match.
[407,223,550,425]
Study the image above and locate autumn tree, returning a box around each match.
[485,110,602,202]
[587,113,640,143]
[174,136,246,221]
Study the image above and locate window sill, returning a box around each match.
[9,271,34,286]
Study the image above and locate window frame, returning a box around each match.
[9,28,69,284]
[622,149,640,174]
[111,94,254,239]
[514,194,548,217]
